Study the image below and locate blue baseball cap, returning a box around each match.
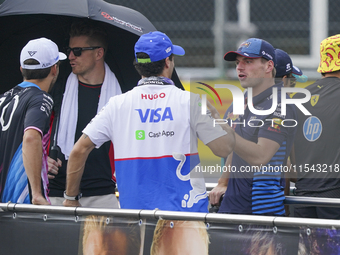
[275,49,308,83]
[134,31,185,63]
[224,38,276,64]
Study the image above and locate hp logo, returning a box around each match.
[303,116,322,142]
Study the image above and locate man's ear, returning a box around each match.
[266,60,275,73]
[96,47,105,60]
[282,75,290,87]
[51,64,58,77]
[164,57,171,68]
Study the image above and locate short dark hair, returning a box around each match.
[134,53,173,77]
[21,59,52,80]
[69,19,108,53]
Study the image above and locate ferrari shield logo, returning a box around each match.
[311,94,319,106]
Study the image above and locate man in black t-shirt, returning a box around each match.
[48,20,121,208]
[293,34,340,219]
[0,37,66,204]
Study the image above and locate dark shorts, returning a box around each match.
[294,206,340,219]
[294,187,340,219]
[218,211,285,216]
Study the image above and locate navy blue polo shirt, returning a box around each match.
[219,82,297,215]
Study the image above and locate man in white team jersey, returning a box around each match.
[63,31,235,212]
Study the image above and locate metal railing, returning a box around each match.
[1,198,340,228]
[284,196,340,208]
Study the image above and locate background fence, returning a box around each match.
[108,0,340,80]
[1,0,338,79]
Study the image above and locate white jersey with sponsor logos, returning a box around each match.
[83,81,226,212]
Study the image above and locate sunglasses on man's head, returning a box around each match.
[65,46,101,57]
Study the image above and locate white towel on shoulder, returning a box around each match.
[57,62,122,159]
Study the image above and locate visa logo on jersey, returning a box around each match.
[136,107,173,123]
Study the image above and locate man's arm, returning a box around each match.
[234,134,280,166]
[22,129,49,205]
[207,100,279,165]
[205,100,235,158]
[287,144,297,182]
[206,125,235,158]
[63,134,95,207]
[209,152,233,205]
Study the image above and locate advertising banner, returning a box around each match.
[1,211,340,255]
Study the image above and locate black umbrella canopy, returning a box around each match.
[0,0,184,94]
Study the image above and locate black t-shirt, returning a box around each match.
[48,81,116,197]
[0,82,53,203]
[293,77,340,194]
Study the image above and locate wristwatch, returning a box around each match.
[63,191,82,201]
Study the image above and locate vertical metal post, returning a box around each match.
[237,0,251,44]
[310,0,328,58]
[213,0,226,78]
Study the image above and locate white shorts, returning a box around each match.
[49,193,120,209]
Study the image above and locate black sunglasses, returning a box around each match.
[65,46,101,57]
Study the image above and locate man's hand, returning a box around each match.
[207,100,220,119]
[47,156,62,179]
[32,194,50,205]
[63,199,81,207]
[209,184,227,206]
[209,154,232,205]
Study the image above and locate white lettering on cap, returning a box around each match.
[262,51,273,60]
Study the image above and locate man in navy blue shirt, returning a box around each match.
[209,38,297,216]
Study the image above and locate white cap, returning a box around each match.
[20,37,67,70]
